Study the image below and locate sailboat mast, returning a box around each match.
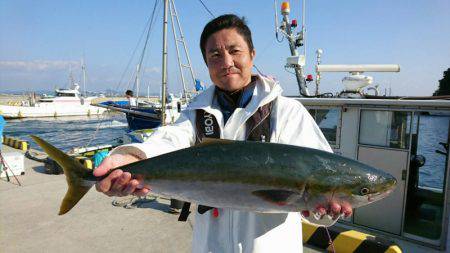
[161,0,169,126]
[135,63,141,104]
[82,59,86,97]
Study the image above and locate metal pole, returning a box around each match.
[281,12,309,96]
[161,0,169,126]
[172,0,196,95]
[302,0,306,58]
[168,0,188,101]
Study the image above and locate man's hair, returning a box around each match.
[200,14,254,63]
[125,90,133,96]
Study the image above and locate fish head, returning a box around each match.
[349,170,397,207]
[297,157,397,227]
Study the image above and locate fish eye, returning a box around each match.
[360,187,370,195]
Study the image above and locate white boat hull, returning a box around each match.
[0,103,106,119]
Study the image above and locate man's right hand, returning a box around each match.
[93,154,150,197]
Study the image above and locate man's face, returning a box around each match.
[204,28,255,91]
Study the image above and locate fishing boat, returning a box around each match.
[274,1,450,252]
[0,60,106,119]
[0,82,106,119]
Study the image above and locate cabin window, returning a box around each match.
[359,110,411,149]
[56,92,75,97]
[308,108,341,147]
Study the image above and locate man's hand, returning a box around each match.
[302,201,353,219]
[93,154,150,197]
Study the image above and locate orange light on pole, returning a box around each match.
[281,2,290,15]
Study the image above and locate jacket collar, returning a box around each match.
[187,74,283,113]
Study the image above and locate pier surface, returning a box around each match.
[0,145,193,253]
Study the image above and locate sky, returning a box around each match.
[1,0,449,96]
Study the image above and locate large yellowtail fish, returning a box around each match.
[31,135,396,226]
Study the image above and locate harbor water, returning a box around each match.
[3,113,449,190]
[3,112,128,152]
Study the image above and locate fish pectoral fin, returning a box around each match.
[196,138,235,147]
[252,189,297,206]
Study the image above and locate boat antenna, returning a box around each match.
[69,65,75,88]
[274,0,283,43]
[82,57,87,97]
[277,0,311,96]
[315,48,323,95]
[301,0,306,59]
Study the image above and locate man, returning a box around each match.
[95,14,351,252]
[125,89,137,106]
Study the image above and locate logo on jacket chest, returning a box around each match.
[204,112,215,136]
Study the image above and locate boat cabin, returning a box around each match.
[299,97,450,251]
[39,84,83,103]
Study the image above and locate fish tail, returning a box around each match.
[31,135,95,215]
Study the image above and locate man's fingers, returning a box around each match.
[328,202,341,215]
[93,156,114,177]
[111,172,132,193]
[93,154,140,178]
[123,179,140,195]
[93,153,146,197]
[341,202,353,217]
[134,187,150,197]
[314,206,327,217]
[95,169,123,193]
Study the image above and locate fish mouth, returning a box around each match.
[367,182,397,202]
[367,187,395,203]
[367,177,397,202]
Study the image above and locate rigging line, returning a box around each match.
[84,110,109,148]
[135,0,160,94]
[114,0,160,93]
[253,65,264,76]
[325,227,336,253]
[140,3,163,91]
[198,0,215,18]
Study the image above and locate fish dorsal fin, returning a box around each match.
[196,138,235,147]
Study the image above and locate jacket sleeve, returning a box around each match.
[110,110,196,159]
[274,97,333,153]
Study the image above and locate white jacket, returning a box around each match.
[112,74,332,253]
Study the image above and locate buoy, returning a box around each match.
[14,140,20,149]
[20,141,28,151]
[84,159,93,169]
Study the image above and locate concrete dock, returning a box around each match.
[0,144,322,253]
[0,145,193,253]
